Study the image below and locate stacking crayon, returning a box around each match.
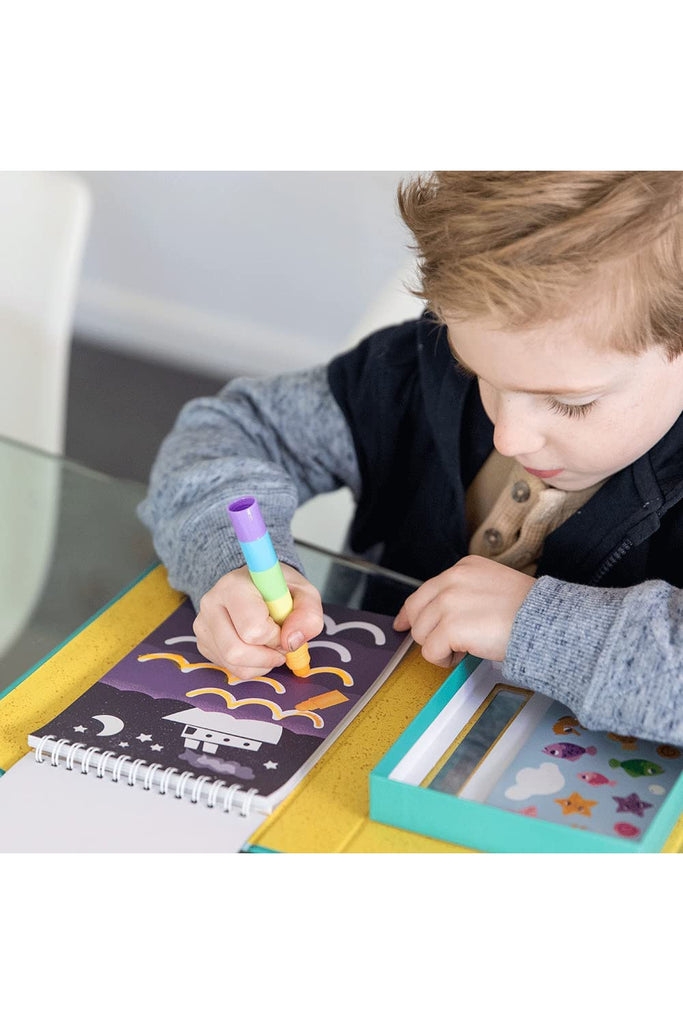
[227,495,310,677]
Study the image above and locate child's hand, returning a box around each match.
[393,555,536,666]
[193,565,324,679]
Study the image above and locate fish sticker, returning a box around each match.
[608,758,664,778]
[554,792,597,817]
[613,792,653,817]
[577,771,617,787]
[552,715,582,736]
[543,742,597,762]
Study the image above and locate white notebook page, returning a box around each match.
[0,754,262,853]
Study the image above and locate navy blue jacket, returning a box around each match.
[328,313,683,588]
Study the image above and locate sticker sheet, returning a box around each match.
[484,699,682,841]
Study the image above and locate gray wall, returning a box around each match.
[73,171,421,376]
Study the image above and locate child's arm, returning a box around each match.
[504,575,683,745]
[138,364,362,610]
[395,558,683,745]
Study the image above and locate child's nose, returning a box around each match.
[492,402,545,458]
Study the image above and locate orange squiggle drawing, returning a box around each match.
[298,666,355,688]
[186,686,324,728]
[137,653,285,693]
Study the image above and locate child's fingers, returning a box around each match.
[194,574,286,677]
[194,605,286,678]
[280,570,324,651]
[206,569,282,648]
[393,576,441,632]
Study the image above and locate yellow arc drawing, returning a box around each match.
[186,687,325,728]
[137,652,286,692]
[301,666,354,687]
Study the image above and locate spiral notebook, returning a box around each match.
[0,598,409,852]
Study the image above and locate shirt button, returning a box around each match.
[484,528,504,553]
[512,480,531,503]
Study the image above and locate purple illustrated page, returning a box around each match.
[33,600,406,800]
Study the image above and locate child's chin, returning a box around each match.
[554,471,607,490]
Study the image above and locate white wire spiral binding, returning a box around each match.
[174,771,194,800]
[240,788,258,817]
[222,783,242,814]
[111,753,131,782]
[158,766,178,795]
[51,738,71,767]
[81,746,101,774]
[207,779,226,808]
[35,735,55,764]
[32,738,253,814]
[96,750,115,778]
[191,775,211,804]
[65,743,85,771]
[143,763,162,791]
[127,758,146,787]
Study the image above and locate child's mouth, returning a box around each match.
[522,466,564,479]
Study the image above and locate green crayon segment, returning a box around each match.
[249,562,290,603]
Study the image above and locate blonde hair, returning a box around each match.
[397,171,683,358]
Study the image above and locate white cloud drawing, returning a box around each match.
[505,761,565,801]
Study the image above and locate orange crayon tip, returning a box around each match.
[285,643,310,677]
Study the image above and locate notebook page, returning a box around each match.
[0,753,261,853]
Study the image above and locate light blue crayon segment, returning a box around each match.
[241,534,278,574]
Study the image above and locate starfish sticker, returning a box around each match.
[613,792,653,817]
[554,791,597,817]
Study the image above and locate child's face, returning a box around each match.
[446,314,683,491]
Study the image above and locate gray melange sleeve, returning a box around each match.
[503,576,683,745]
[137,364,361,609]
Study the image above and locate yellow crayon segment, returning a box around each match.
[266,593,293,623]
[266,594,311,678]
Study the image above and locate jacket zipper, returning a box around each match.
[589,538,634,585]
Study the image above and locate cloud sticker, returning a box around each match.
[505,761,565,801]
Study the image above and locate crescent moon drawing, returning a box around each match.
[92,714,125,737]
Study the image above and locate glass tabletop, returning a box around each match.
[0,435,420,694]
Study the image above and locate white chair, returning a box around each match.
[0,173,91,663]
[291,261,424,553]
[0,171,91,455]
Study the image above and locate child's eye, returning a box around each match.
[546,397,597,419]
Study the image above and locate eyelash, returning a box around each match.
[451,358,598,419]
[545,397,597,419]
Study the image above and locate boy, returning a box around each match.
[139,172,683,744]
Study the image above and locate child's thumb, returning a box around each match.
[279,601,323,652]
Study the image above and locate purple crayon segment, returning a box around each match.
[227,495,266,543]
